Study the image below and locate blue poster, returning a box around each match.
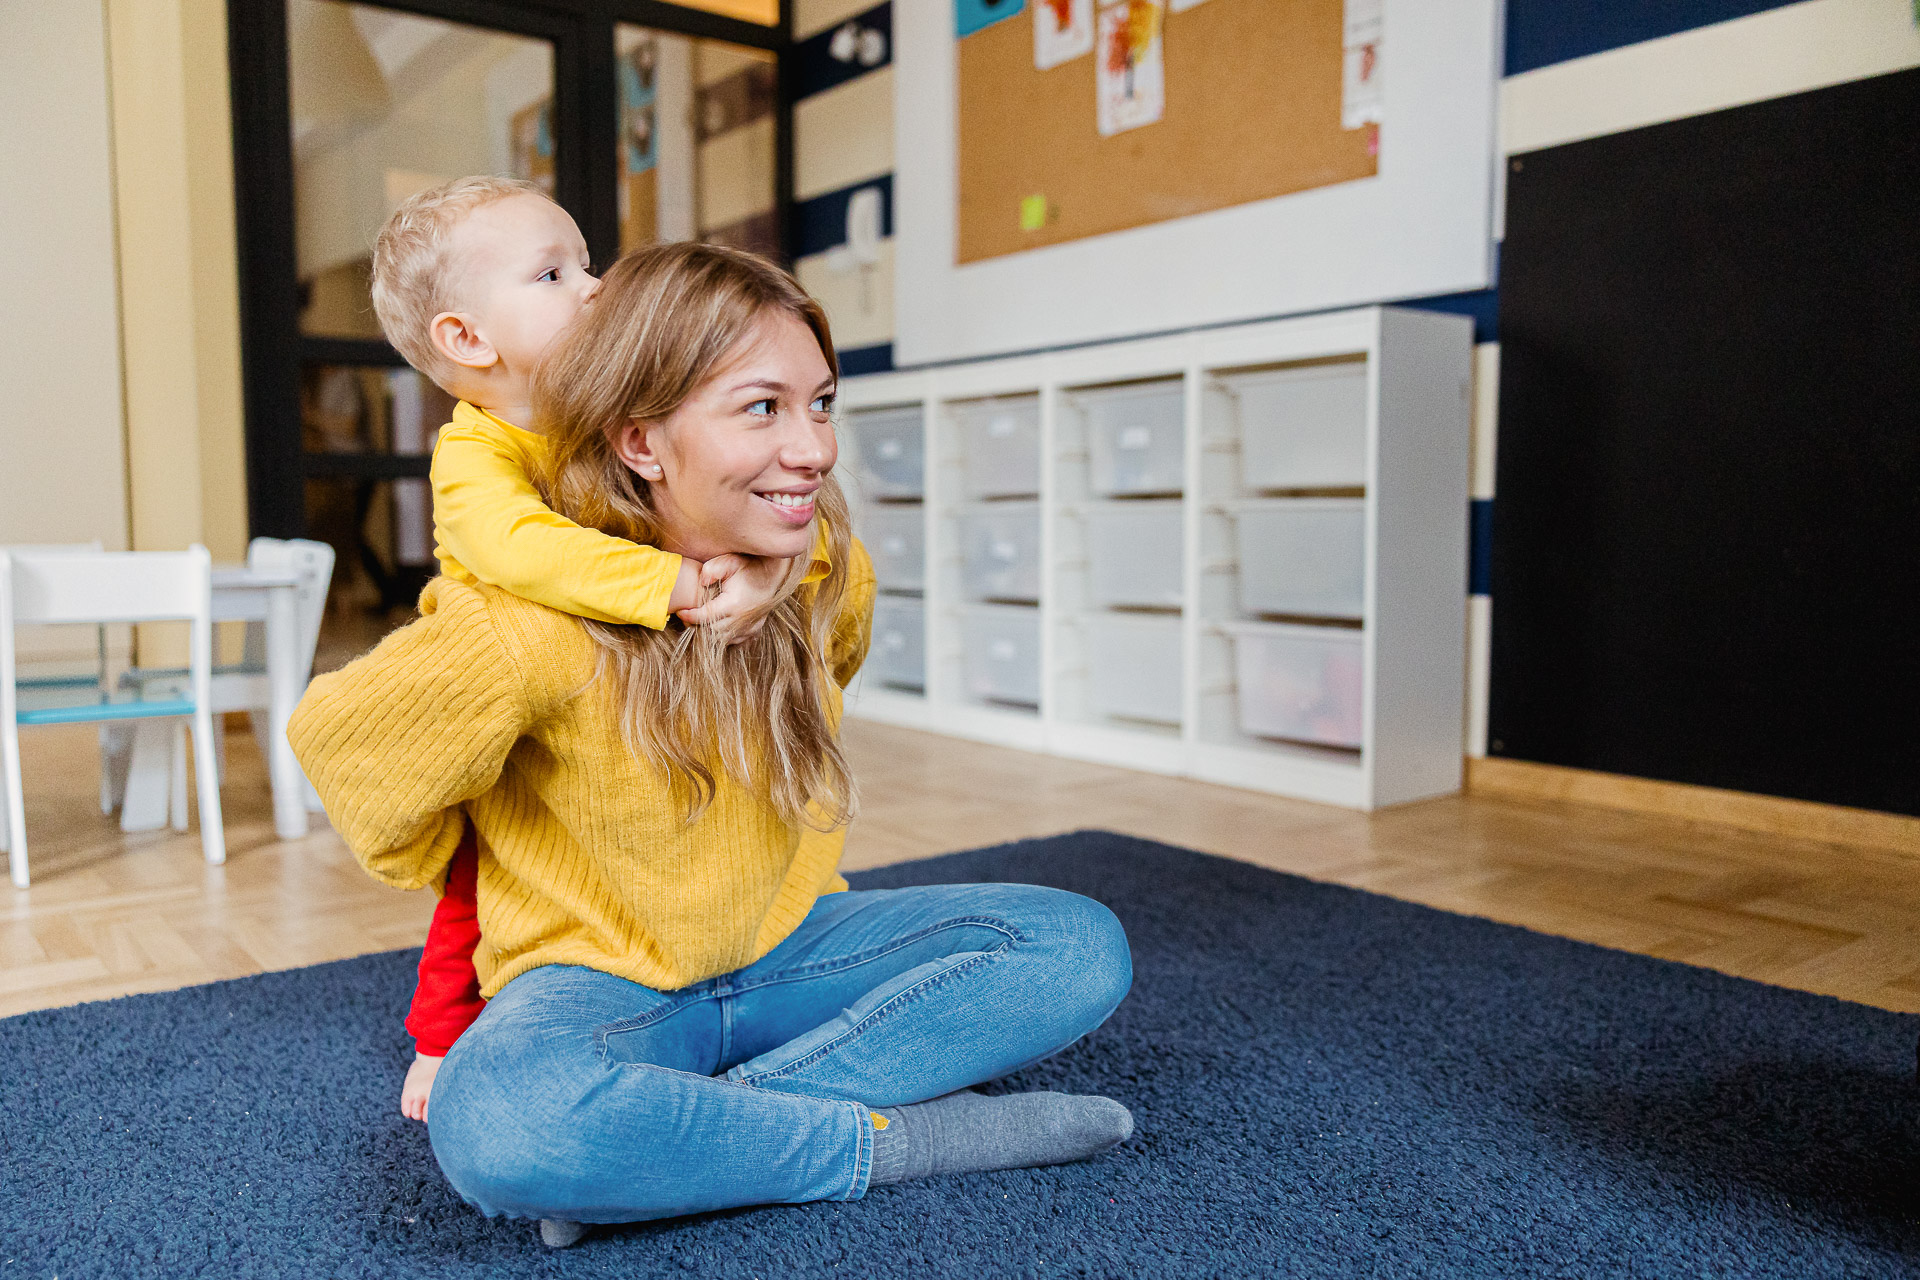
[955,0,1024,39]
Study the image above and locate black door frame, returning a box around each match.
[228,0,791,539]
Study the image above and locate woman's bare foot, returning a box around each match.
[401,1052,443,1123]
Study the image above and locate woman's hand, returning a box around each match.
[402,1052,443,1123]
[677,554,800,643]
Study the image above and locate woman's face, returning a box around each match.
[618,312,838,562]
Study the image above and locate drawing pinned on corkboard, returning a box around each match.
[956,0,1379,264]
[1096,1,1165,137]
[1035,0,1093,70]
[956,0,1026,38]
[1342,0,1382,129]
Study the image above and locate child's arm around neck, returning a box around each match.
[432,402,701,628]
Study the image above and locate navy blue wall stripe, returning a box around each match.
[1505,0,1804,76]
[794,175,894,260]
[795,2,891,101]
[1469,499,1493,596]
[1400,288,1499,344]
[839,343,895,376]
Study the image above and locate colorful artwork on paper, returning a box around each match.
[620,39,658,174]
[956,0,1026,39]
[1095,0,1164,136]
[1034,0,1094,70]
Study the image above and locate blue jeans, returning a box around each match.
[427,882,1133,1223]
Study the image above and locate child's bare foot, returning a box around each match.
[401,1052,443,1123]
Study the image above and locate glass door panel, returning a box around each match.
[616,23,777,258]
[287,0,557,619]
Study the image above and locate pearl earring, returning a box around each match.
[649,465,663,477]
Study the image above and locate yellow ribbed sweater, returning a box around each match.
[288,543,875,998]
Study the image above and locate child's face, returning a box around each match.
[444,193,598,375]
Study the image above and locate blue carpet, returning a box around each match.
[3,831,1917,1278]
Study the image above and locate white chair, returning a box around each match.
[110,537,335,815]
[1,547,225,888]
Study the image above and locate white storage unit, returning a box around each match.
[868,596,926,692]
[1077,381,1185,497]
[864,504,926,593]
[952,397,1041,498]
[1225,363,1369,491]
[849,405,925,499]
[957,502,1041,603]
[1085,500,1183,609]
[840,307,1471,811]
[1222,621,1364,749]
[1086,613,1182,725]
[1235,498,1365,620]
[959,604,1041,708]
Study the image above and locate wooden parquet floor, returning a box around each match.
[5,718,1918,1019]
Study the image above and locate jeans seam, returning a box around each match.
[592,990,711,1059]
[735,943,1012,1086]
[736,914,1026,993]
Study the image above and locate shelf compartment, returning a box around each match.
[957,501,1041,603]
[848,405,924,499]
[863,503,925,593]
[1075,380,1185,497]
[1219,362,1367,492]
[1085,499,1183,610]
[1222,619,1364,749]
[1085,612,1182,726]
[959,603,1041,709]
[1234,497,1366,620]
[951,395,1041,499]
[869,596,926,693]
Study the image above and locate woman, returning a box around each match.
[290,244,1135,1239]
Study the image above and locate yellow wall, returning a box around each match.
[0,2,130,556]
[106,0,250,571]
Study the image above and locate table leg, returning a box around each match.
[119,721,172,832]
[265,582,309,839]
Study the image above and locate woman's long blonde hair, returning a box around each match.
[531,242,854,830]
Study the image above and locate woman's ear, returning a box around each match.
[428,312,499,371]
[614,417,667,481]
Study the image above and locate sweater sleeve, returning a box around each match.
[432,425,684,630]
[405,826,485,1057]
[288,578,540,892]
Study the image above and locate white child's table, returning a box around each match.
[116,563,313,840]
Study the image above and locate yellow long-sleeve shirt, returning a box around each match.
[432,401,685,629]
[289,541,876,997]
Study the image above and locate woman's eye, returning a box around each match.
[810,395,835,414]
[747,398,775,416]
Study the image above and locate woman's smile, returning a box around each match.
[755,485,819,525]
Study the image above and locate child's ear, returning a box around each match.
[614,417,668,481]
[428,312,499,371]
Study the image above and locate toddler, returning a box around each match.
[367,176,813,1121]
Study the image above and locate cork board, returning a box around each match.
[956,0,1376,265]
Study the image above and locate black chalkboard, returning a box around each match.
[1491,67,1920,816]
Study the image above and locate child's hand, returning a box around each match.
[677,554,800,643]
[402,1052,443,1124]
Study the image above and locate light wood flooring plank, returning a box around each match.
[4,717,1917,1021]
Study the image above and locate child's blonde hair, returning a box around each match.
[532,242,855,831]
[369,175,551,384]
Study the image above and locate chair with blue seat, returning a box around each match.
[1,546,225,888]
[108,537,335,817]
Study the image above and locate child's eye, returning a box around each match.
[538,267,561,283]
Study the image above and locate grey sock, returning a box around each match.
[867,1090,1133,1186]
[538,1218,587,1249]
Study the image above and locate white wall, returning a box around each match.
[0,0,130,553]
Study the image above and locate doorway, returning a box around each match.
[228,0,787,664]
